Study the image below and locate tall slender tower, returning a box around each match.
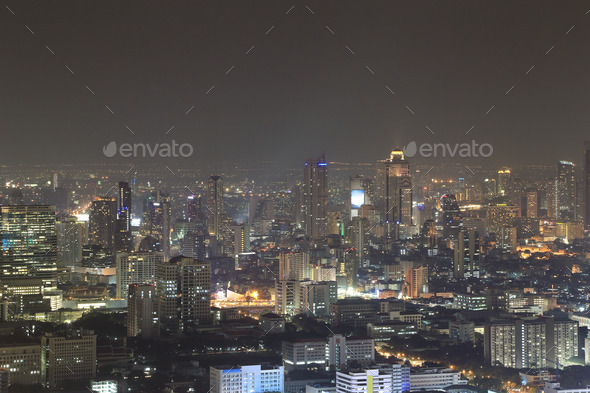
[557,161,575,220]
[302,156,328,240]
[376,149,412,237]
[116,182,132,252]
[207,176,224,239]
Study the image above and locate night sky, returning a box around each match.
[2,1,590,167]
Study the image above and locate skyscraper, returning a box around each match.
[376,149,412,237]
[156,256,211,332]
[557,161,575,220]
[116,252,163,299]
[440,194,462,240]
[497,169,511,196]
[89,196,117,251]
[142,198,171,258]
[453,230,481,279]
[115,182,132,252]
[207,176,224,239]
[56,217,87,267]
[127,284,159,337]
[585,142,590,228]
[187,194,203,222]
[302,156,328,240]
[0,205,57,289]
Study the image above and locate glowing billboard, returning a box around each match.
[351,189,365,209]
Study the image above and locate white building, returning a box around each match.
[585,337,590,365]
[336,369,393,393]
[209,365,284,393]
[376,363,411,393]
[409,368,465,391]
[90,380,118,393]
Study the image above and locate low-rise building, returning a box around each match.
[410,367,466,391]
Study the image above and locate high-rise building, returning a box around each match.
[585,142,590,228]
[115,181,132,252]
[207,176,224,240]
[115,252,163,299]
[302,156,328,240]
[156,256,211,332]
[187,194,203,222]
[301,281,338,317]
[405,266,428,299]
[558,161,576,220]
[127,284,159,337]
[336,369,393,393]
[497,169,511,196]
[141,198,171,258]
[89,197,117,251]
[487,204,519,234]
[440,194,462,240]
[453,230,480,279]
[0,205,57,289]
[349,175,372,219]
[526,190,538,218]
[377,149,413,236]
[484,317,578,369]
[278,251,310,281]
[181,231,206,261]
[41,329,97,388]
[209,365,284,393]
[275,280,302,316]
[56,217,87,267]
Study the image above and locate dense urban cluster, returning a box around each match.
[0,147,589,393]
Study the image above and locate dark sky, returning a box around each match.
[2,1,590,168]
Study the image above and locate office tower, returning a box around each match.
[349,175,372,219]
[209,365,284,393]
[406,266,428,299]
[453,230,480,279]
[115,182,132,252]
[499,226,517,252]
[41,330,97,388]
[181,231,206,260]
[497,169,511,196]
[336,369,393,393]
[300,281,338,317]
[56,217,87,267]
[156,256,211,332]
[275,280,301,316]
[279,251,310,281]
[0,344,42,385]
[547,178,559,218]
[440,194,462,240]
[484,317,578,369]
[127,284,159,337]
[0,205,57,289]
[142,198,171,258]
[377,149,412,237]
[89,196,117,251]
[302,156,328,240]
[558,161,576,220]
[207,175,224,239]
[585,142,590,227]
[187,194,204,222]
[487,204,519,234]
[421,220,438,248]
[115,252,163,299]
[526,190,538,218]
